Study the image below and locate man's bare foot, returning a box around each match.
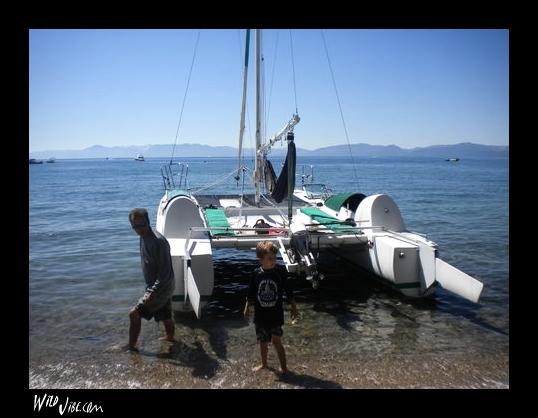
[252,364,268,372]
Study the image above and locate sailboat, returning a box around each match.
[155,30,484,318]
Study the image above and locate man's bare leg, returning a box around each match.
[127,308,141,352]
[159,318,175,342]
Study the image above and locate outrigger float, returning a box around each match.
[155,30,483,318]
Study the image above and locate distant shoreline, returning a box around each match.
[29,142,509,160]
[29,155,509,161]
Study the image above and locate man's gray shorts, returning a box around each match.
[135,297,172,322]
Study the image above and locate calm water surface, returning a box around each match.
[29,156,509,388]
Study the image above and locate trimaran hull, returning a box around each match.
[156,189,484,317]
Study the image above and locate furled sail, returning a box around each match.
[270,141,296,203]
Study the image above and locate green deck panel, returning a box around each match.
[300,207,354,231]
[204,208,235,236]
[324,192,363,212]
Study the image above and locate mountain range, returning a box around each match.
[29,142,508,159]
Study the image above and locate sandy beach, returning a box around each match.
[30,304,509,389]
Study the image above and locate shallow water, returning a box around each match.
[29,157,509,388]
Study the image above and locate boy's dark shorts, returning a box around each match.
[136,299,172,322]
[255,323,283,343]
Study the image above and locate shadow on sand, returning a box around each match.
[134,338,221,379]
[276,369,343,389]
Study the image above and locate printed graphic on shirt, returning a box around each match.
[257,279,278,308]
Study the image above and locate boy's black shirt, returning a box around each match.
[247,265,294,326]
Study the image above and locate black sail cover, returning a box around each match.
[270,142,296,203]
[264,159,277,193]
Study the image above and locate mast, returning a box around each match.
[254,29,262,205]
[235,29,250,181]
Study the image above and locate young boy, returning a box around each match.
[244,241,298,373]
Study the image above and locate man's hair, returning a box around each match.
[129,208,150,225]
[256,241,278,258]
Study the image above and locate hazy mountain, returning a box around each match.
[307,143,405,157]
[406,142,509,158]
[29,142,508,159]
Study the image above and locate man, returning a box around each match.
[126,208,175,352]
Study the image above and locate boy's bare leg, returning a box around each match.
[159,318,175,342]
[127,308,141,351]
[253,342,269,371]
[272,335,288,373]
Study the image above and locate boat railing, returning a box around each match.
[161,162,189,191]
[384,228,435,246]
[181,224,387,264]
[302,183,332,200]
[300,164,315,185]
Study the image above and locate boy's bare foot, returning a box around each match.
[159,336,176,343]
[252,364,268,372]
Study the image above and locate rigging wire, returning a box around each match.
[266,29,280,145]
[289,29,299,114]
[260,194,290,227]
[260,32,267,144]
[320,29,359,185]
[170,29,201,165]
[242,165,289,226]
[190,166,243,194]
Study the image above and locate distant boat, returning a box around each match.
[135,154,145,161]
[46,157,56,163]
[445,158,460,162]
[29,158,43,164]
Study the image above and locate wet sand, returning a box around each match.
[29,346,508,389]
[30,259,509,389]
[29,311,509,389]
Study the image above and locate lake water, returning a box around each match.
[29,156,509,388]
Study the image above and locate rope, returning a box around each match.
[320,29,359,185]
[170,29,201,165]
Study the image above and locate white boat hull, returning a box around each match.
[155,188,484,317]
[349,194,483,302]
[156,192,214,317]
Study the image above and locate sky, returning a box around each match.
[29,29,509,152]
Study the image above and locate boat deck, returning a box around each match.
[191,193,368,249]
[194,193,309,210]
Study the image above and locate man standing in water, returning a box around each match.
[126,208,175,352]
